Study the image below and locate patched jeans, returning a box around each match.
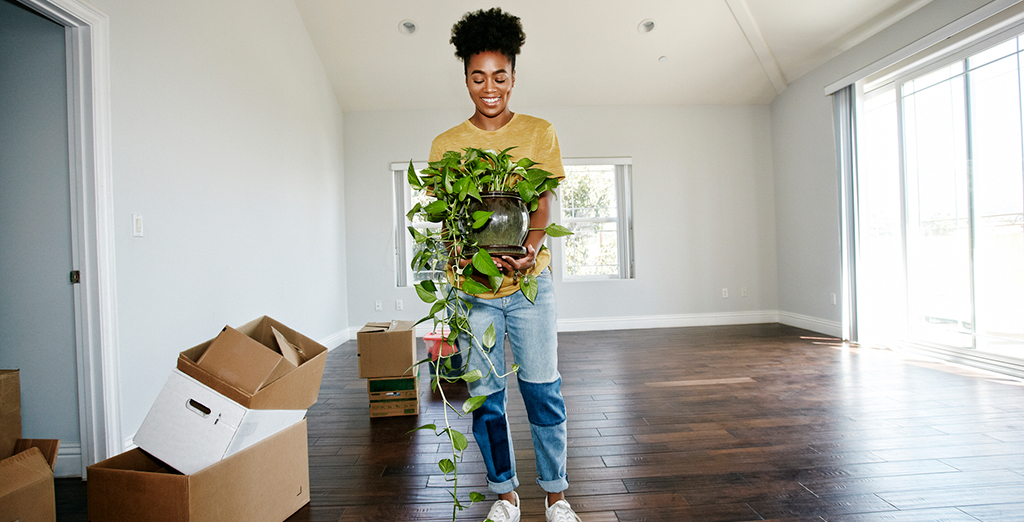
[457,270,568,494]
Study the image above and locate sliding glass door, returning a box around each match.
[857,33,1024,360]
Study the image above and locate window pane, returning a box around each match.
[561,165,616,219]
[563,220,619,277]
[902,71,973,348]
[856,86,907,342]
[969,53,1024,355]
[968,39,1018,71]
[905,62,964,95]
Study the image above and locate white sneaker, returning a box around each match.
[485,491,520,522]
[545,497,582,522]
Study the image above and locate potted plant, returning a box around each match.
[404,146,571,520]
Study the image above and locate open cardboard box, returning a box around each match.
[0,370,60,522]
[134,369,306,475]
[89,419,309,522]
[357,320,418,378]
[177,316,328,409]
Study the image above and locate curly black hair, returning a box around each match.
[450,7,525,72]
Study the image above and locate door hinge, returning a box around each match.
[70,270,80,284]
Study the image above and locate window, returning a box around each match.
[392,158,635,286]
[393,162,442,288]
[558,159,634,280]
[853,28,1024,362]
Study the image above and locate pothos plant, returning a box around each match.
[405,147,571,521]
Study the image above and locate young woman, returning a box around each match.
[428,8,581,522]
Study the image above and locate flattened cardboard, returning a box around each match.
[0,370,21,459]
[134,370,306,475]
[88,419,310,522]
[0,447,55,522]
[197,326,295,395]
[357,321,417,378]
[177,316,328,409]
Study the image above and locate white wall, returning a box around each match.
[88,0,348,441]
[343,105,779,332]
[770,0,994,330]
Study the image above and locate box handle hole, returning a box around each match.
[186,399,211,417]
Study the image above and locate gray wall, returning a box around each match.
[343,104,779,331]
[87,0,349,443]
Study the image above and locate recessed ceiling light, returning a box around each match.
[638,19,655,34]
[399,20,417,35]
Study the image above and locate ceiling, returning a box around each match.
[292,0,934,112]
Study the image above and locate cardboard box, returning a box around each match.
[134,370,307,475]
[368,372,420,418]
[177,316,328,410]
[0,369,60,522]
[88,419,309,522]
[357,320,417,378]
[0,447,56,522]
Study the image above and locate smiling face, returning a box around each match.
[465,50,515,131]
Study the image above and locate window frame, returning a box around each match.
[556,158,635,281]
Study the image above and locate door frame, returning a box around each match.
[17,0,120,477]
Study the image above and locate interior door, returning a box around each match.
[0,0,81,470]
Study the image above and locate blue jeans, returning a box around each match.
[457,270,568,494]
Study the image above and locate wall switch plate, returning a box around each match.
[396,299,403,311]
[374,300,382,311]
[132,214,144,237]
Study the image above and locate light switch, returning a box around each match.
[132,214,144,237]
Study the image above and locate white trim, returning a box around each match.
[556,311,782,332]
[319,329,352,351]
[343,312,838,344]
[562,157,632,166]
[777,312,843,338]
[19,0,120,477]
[825,0,1023,94]
[726,0,788,94]
[54,442,81,478]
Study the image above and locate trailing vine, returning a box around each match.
[405,147,571,520]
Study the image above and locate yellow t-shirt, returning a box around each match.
[429,114,565,299]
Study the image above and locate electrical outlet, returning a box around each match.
[741,287,748,297]
[396,299,404,311]
[374,300,382,311]
[722,288,729,298]
[831,293,837,305]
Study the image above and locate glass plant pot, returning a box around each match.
[463,191,529,257]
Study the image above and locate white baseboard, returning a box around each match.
[319,328,352,351]
[556,311,782,332]
[777,311,842,337]
[54,442,81,478]
[338,310,841,342]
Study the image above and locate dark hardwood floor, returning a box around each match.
[56,324,1024,521]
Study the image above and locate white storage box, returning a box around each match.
[133,370,305,475]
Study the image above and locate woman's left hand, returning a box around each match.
[495,243,537,275]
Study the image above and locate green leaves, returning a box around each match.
[462,395,487,414]
[449,429,468,452]
[471,210,493,229]
[521,274,538,303]
[439,458,455,474]
[415,280,437,303]
[544,223,573,237]
[482,324,496,349]
[460,278,490,295]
